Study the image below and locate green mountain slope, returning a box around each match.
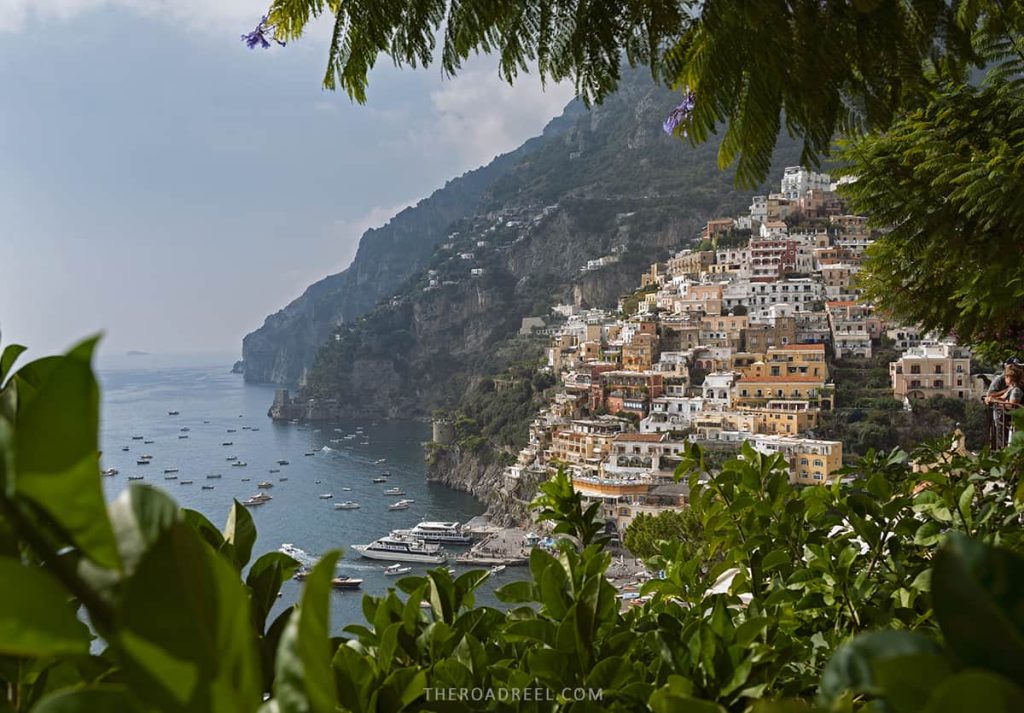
[300,69,804,418]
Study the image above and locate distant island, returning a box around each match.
[125,350,150,357]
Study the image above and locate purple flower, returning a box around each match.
[241,16,285,50]
[663,91,696,137]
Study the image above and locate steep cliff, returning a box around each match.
[240,109,582,385]
[301,69,804,417]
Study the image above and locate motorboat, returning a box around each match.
[334,501,360,510]
[163,468,179,474]
[227,429,236,433]
[222,442,233,446]
[180,427,190,432]
[257,480,273,488]
[178,435,189,439]
[279,477,289,482]
[304,451,315,456]
[128,475,144,481]
[102,468,118,476]
[243,493,272,507]
[318,493,333,499]
[167,410,179,416]
[384,564,411,576]
[330,576,363,590]
[351,535,446,564]
[276,459,289,466]
[388,501,410,511]
[131,435,143,440]
[121,446,130,451]
[383,487,405,496]
[231,461,247,467]
[341,487,352,491]
[206,474,222,479]
[179,480,193,485]
[380,471,391,477]
[164,475,178,480]
[241,477,251,482]
[375,458,387,464]
[268,469,280,473]
[489,565,506,575]
[202,485,214,490]
[392,521,473,545]
[372,477,388,483]
[136,459,151,466]
[143,440,154,444]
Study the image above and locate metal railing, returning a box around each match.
[988,401,1021,451]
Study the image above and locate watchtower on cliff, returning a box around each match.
[432,418,455,445]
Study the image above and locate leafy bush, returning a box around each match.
[2,340,1024,711]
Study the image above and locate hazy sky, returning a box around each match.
[0,1,574,361]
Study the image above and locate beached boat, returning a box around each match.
[334,501,360,510]
[384,564,411,576]
[351,535,446,564]
[330,576,363,590]
[393,521,473,545]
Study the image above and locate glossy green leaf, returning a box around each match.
[274,550,340,713]
[0,557,90,657]
[819,630,944,705]
[0,344,26,384]
[247,552,300,633]
[11,338,120,570]
[920,671,1024,713]
[932,534,1024,681]
[115,522,261,713]
[222,500,256,570]
[29,686,140,713]
[108,484,179,575]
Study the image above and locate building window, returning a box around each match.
[934,380,943,388]
[910,365,921,374]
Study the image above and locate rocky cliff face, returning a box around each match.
[425,445,535,526]
[240,117,578,385]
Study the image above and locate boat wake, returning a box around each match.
[278,544,317,566]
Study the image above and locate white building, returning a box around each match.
[780,166,832,200]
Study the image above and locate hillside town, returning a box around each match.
[488,167,983,537]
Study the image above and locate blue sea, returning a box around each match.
[96,355,510,630]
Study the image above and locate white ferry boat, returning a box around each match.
[351,535,447,564]
[393,521,474,545]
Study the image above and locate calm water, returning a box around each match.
[96,359,504,630]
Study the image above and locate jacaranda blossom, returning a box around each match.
[663,91,696,137]
[241,16,285,50]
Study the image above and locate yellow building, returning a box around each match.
[751,435,843,484]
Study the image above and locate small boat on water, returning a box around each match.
[304,452,315,456]
[292,569,308,581]
[334,501,360,510]
[202,485,214,490]
[179,480,193,485]
[222,442,233,446]
[168,410,179,416]
[128,475,145,481]
[164,475,177,480]
[330,576,363,590]
[251,427,260,432]
[180,427,190,432]
[206,474,222,479]
[342,487,352,491]
[276,459,289,466]
[375,458,387,464]
[242,493,272,507]
[102,468,118,476]
[227,429,236,433]
[178,435,189,439]
[388,501,410,511]
[241,477,251,482]
[231,461,247,467]
[318,493,333,500]
[257,481,273,488]
[137,459,151,466]
[226,455,237,461]
[384,564,411,576]
[384,487,406,496]
[269,468,280,473]
[242,426,251,430]
[121,446,130,451]
[372,477,388,483]
[143,440,154,444]
[489,565,506,575]
[163,468,179,474]
[131,435,143,440]
[279,477,289,482]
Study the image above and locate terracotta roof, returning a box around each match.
[613,432,667,443]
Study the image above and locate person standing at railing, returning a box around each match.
[987,362,1023,448]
